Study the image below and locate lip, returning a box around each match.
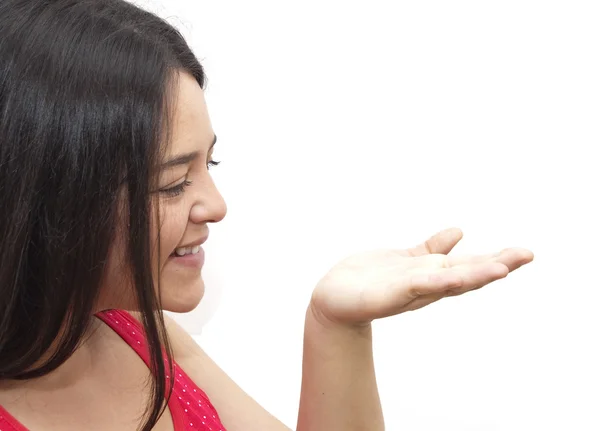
[175,234,209,250]
[169,233,208,268]
[167,233,209,265]
[169,246,205,268]
[169,234,208,255]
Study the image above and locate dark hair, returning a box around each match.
[0,0,205,429]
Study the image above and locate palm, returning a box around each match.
[311,228,534,325]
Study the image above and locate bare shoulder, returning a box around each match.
[125,311,201,358]
[162,313,204,359]
[162,313,291,431]
[126,311,204,361]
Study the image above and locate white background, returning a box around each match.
[138,1,600,429]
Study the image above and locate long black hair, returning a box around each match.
[0,0,206,428]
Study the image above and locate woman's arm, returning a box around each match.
[295,304,384,431]
[163,230,531,431]
[164,310,384,431]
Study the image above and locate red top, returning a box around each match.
[0,309,227,431]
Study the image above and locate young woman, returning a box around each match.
[0,1,534,430]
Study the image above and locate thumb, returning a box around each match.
[408,227,463,257]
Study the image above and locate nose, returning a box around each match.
[189,175,227,224]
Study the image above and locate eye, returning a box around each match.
[160,179,192,198]
[208,160,221,170]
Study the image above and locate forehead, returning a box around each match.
[165,72,214,156]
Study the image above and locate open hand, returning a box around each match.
[310,228,534,326]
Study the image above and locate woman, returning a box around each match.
[0,0,534,430]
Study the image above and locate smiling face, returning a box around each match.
[152,72,227,312]
[100,71,227,314]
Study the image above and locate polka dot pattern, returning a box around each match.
[99,310,227,431]
[0,310,227,431]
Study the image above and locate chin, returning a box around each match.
[160,278,205,313]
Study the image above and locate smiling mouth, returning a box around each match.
[170,245,203,257]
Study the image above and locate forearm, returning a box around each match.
[296,304,385,431]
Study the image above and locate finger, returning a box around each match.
[373,271,465,318]
[493,247,534,272]
[445,262,509,295]
[447,248,534,272]
[408,227,463,257]
[447,252,501,267]
[403,262,508,298]
[376,262,508,318]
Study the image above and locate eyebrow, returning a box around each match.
[160,134,217,170]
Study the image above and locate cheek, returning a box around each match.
[153,205,189,265]
[98,204,192,311]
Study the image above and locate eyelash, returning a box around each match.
[208,160,221,169]
[159,160,221,198]
[161,180,192,198]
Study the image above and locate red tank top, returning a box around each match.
[0,309,227,431]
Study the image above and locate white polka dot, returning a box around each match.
[193,389,196,392]
[132,331,136,335]
[183,389,186,392]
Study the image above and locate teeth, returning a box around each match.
[174,245,201,256]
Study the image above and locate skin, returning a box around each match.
[99,71,227,314]
[0,71,239,431]
[0,70,534,431]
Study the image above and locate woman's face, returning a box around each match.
[102,71,227,313]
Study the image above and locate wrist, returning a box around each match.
[307,300,372,335]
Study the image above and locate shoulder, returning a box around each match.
[162,313,204,359]
[162,313,292,431]
[126,310,291,431]
[124,311,202,359]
